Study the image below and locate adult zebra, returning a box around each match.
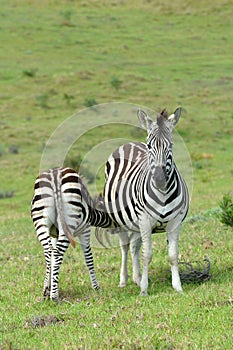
[31,167,115,301]
[99,107,189,296]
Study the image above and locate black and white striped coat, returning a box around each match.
[101,108,189,295]
[31,167,114,301]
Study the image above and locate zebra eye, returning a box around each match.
[147,144,152,150]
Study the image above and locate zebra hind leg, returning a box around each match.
[50,237,69,301]
[79,228,100,290]
[43,245,52,300]
[37,229,53,300]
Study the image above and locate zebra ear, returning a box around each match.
[168,107,182,127]
[137,109,153,130]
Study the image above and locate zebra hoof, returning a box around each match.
[139,290,148,297]
[118,282,127,288]
[51,298,59,302]
[50,295,59,302]
[43,287,50,300]
[133,277,141,287]
[172,283,183,293]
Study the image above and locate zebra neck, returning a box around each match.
[88,206,115,228]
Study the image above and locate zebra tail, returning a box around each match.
[95,226,120,248]
[52,172,76,248]
[95,227,107,248]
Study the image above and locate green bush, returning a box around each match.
[9,145,19,154]
[64,154,95,184]
[0,190,15,199]
[110,76,122,90]
[219,193,233,227]
[64,154,83,171]
[84,97,98,108]
[22,68,37,77]
[35,93,50,109]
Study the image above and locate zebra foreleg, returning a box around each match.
[139,221,152,296]
[167,224,182,292]
[129,233,141,286]
[118,231,130,287]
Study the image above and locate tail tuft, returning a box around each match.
[65,229,76,248]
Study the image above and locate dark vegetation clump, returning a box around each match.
[64,154,83,171]
[63,92,75,106]
[24,315,63,329]
[59,9,74,27]
[9,145,19,154]
[0,191,15,200]
[84,97,98,108]
[22,68,37,77]
[64,154,95,184]
[35,93,50,109]
[218,193,233,227]
[110,76,123,90]
[178,257,211,284]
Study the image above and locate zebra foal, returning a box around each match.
[31,167,114,301]
[99,107,189,295]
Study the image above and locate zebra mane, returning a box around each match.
[156,109,170,139]
[157,109,168,125]
[161,108,168,119]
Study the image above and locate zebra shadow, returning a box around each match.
[59,285,100,303]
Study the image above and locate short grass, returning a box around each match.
[0,1,232,349]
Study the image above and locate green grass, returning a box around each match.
[0,1,232,349]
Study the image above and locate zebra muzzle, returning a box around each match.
[154,166,167,190]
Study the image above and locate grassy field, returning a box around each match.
[0,1,232,349]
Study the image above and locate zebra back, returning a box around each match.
[31,167,86,247]
[31,167,116,246]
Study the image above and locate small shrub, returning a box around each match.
[219,193,233,227]
[194,161,203,170]
[63,93,74,105]
[64,155,95,184]
[0,190,15,199]
[9,145,19,154]
[35,93,50,109]
[84,97,98,108]
[64,154,83,171]
[22,68,37,77]
[110,76,122,90]
[62,9,72,22]
[60,9,74,26]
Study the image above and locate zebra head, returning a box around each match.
[138,107,182,190]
